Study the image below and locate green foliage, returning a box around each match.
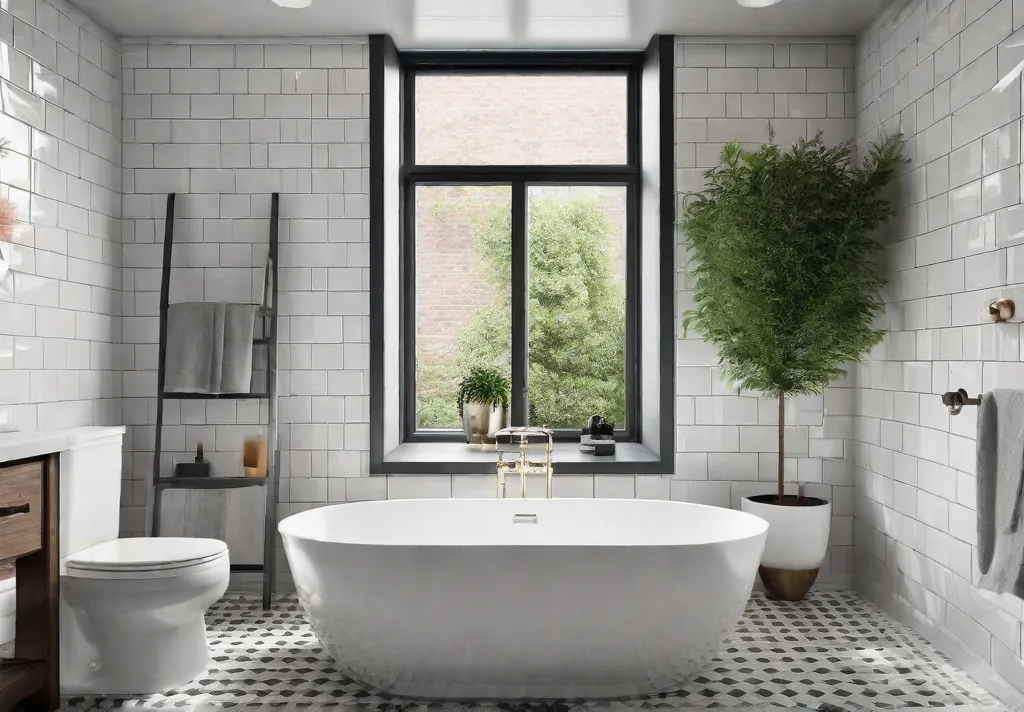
[417,359,461,427]
[456,366,511,417]
[680,131,905,497]
[417,196,626,429]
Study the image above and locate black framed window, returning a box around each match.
[400,51,643,442]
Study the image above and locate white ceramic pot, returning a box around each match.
[461,401,507,450]
[741,494,831,570]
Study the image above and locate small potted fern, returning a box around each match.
[457,367,510,450]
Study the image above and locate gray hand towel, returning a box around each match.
[977,389,1024,597]
[165,302,224,393]
[220,303,259,393]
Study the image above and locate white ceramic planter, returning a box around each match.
[741,495,831,568]
[461,402,507,450]
[741,494,831,600]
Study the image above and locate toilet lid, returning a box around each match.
[66,537,228,573]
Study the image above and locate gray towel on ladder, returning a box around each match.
[221,303,259,393]
[977,389,1024,597]
[165,302,224,393]
[165,302,257,394]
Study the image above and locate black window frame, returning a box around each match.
[400,50,644,444]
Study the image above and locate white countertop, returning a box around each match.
[0,426,126,464]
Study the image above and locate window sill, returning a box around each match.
[377,441,667,475]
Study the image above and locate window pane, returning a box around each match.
[415,74,628,165]
[415,185,512,429]
[527,186,627,429]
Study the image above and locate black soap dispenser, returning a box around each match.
[174,443,211,478]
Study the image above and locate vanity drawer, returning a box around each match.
[0,461,43,561]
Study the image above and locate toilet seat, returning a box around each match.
[66,537,228,579]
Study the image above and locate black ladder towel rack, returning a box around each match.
[150,192,281,610]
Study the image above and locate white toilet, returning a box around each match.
[59,429,231,695]
[62,537,229,695]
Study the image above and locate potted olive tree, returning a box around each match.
[680,132,905,601]
[457,367,510,450]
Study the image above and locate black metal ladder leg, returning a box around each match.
[150,193,176,537]
[262,192,281,610]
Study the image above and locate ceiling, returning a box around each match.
[68,0,888,47]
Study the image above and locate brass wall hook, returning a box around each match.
[989,298,1015,323]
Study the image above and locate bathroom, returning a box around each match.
[0,0,1023,708]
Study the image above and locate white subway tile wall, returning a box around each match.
[0,2,122,436]
[856,0,1024,688]
[116,38,863,591]
[675,40,859,585]
[119,41,372,572]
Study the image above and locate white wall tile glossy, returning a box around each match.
[0,0,121,437]
[857,0,1024,693]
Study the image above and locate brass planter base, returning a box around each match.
[758,565,819,602]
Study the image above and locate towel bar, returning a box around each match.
[942,389,981,415]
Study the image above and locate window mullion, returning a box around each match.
[510,181,529,427]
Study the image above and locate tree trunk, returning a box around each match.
[778,393,785,504]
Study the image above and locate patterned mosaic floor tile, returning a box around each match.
[61,591,1004,711]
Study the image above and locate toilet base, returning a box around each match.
[61,609,211,695]
[60,555,228,696]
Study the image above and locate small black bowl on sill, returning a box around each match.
[579,415,616,456]
[174,443,211,478]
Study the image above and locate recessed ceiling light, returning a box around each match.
[272,0,312,8]
[735,0,782,7]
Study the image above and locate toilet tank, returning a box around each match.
[60,433,124,560]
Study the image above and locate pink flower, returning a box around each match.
[0,199,17,242]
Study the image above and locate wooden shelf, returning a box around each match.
[0,659,45,708]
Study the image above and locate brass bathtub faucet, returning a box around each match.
[495,427,554,499]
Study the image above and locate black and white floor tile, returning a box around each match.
[62,591,1006,711]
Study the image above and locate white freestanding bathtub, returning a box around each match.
[279,498,768,700]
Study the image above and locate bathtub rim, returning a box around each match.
[278,498,770,547]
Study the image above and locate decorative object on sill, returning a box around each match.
[495,426,554,499]
[457,367,510,450]
[580,414,616,456]
[681,130,906,601]
[243,436,268,478]
[174,443,211,478]
[989,298,1015,322]
[942,388,981,415]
